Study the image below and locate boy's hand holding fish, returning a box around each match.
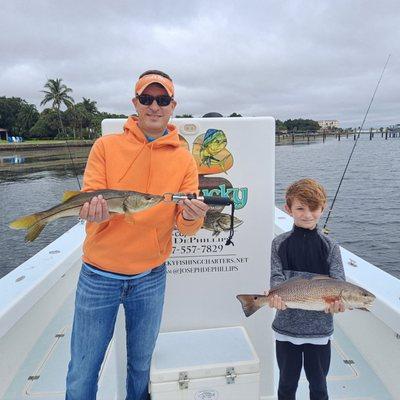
[324,300,345,314]
[264,291,287,310]
[263,289,345,314]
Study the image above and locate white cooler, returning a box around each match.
[150,326,260,400]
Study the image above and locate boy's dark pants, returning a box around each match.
[276,340,331,400]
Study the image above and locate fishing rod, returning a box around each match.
[63,106,81,190]
[65,139,81,190]
[323,54,391,233]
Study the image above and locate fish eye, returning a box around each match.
[254,296,258,300]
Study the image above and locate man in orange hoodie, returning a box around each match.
[66,70,208,400]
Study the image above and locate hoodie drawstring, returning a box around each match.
[146,142,154,193]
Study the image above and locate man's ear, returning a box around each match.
[284,204,292,215]
[171,99,177,112]
[132,97,138,112]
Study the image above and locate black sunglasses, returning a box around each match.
[136,94,173,107]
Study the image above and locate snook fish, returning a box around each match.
[236,276,375,317]
[203,211,243,236]
[9,189,164,242]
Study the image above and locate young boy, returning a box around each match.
[268,178,345,400]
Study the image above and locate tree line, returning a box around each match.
[1,78,324,140]
[0,79,128,140]
[276,119,322,132]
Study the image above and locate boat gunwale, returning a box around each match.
[0,223,85,339]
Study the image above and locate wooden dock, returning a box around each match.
[276,128,400,143]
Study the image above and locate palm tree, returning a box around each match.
[40,78,74,136]
[15,102,39,135]
[81,97,98,115]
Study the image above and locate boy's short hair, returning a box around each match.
[286,178,327,211]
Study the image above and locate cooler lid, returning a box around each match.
[150,326,259,383]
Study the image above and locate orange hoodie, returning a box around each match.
[82,117,203,274]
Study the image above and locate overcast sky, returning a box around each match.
[1,0,399,128]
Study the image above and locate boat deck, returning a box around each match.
[295,327,392,399]
[3,291,393,400]
[4,293,117,400]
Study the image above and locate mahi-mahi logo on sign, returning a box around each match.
[195,389,219,400]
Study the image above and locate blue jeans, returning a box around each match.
[66,263,166,400]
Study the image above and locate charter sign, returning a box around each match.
[167,125,251,276]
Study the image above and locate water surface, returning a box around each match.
[0,136,399,279]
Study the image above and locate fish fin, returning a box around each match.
[9,214,40,230]
[322,295,340,304]
[311,275,331,280]
[269,277,303,292]
[236,294,265,317]
[208,205,225,213]
[25,221,46,242]
[124,213,135,224]
[62,190,81,202]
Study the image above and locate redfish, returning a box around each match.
[237,276,375,317]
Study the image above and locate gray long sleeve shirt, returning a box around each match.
[270,225,345,338]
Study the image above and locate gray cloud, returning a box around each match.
[1,0,399,127]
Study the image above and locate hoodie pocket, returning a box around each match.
[113,216,161,260]
[88,214,162,261]
[136,226,161,259]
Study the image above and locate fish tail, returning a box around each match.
[9,212,48,242]
[9,214,41,230]
[25,221,47,242]
[236,294,264,317]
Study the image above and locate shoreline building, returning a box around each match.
[318,119,339,129]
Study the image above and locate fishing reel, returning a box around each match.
[163,192,235,245]
[163,192,233,206]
